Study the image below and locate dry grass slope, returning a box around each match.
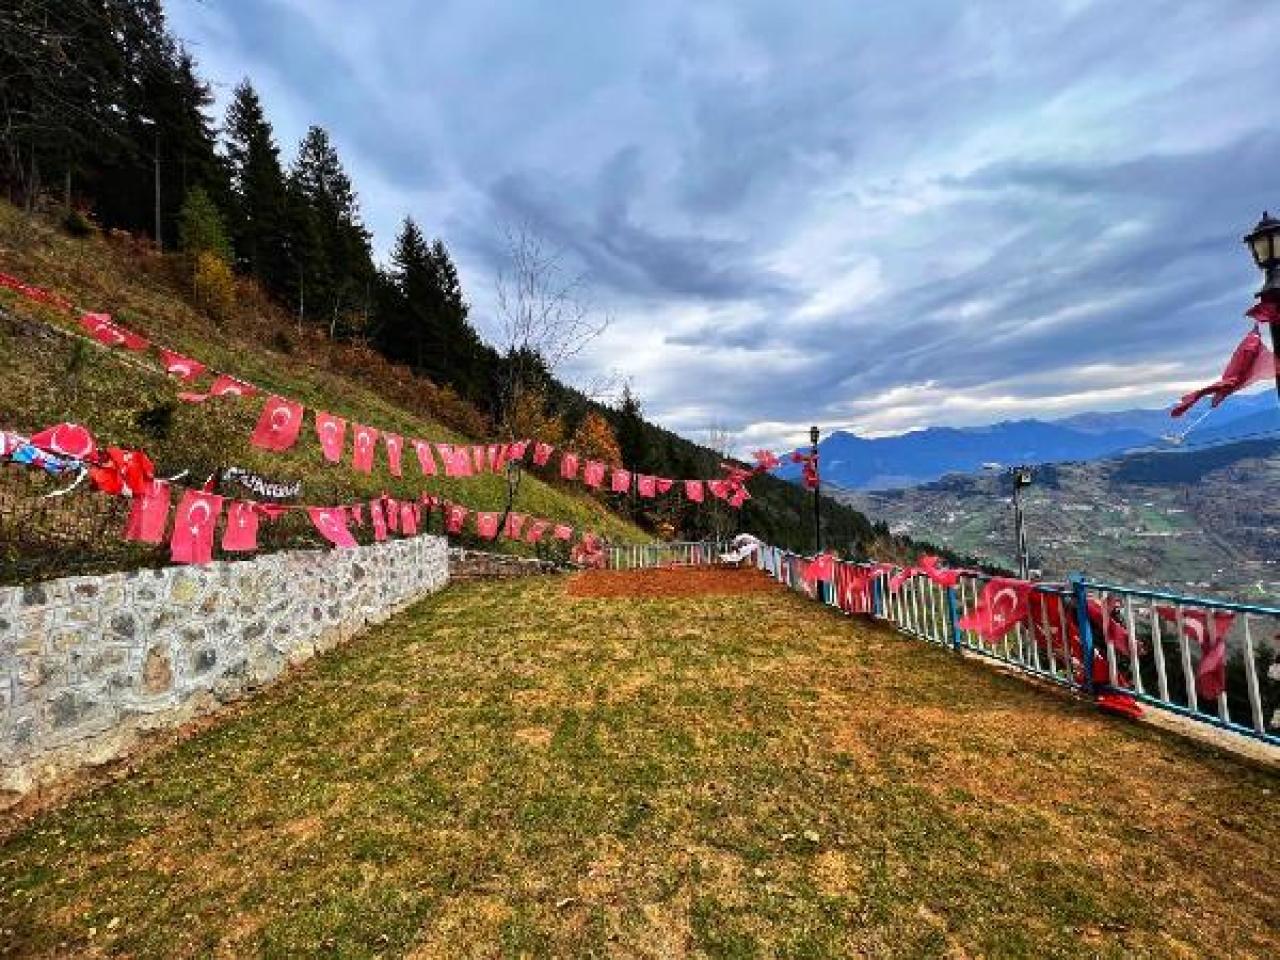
[0,201,647,569]
[2,570,1276,958]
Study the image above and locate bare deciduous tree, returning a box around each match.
[494,222,611,432]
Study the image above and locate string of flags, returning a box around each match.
[0,270,770,508]
[2,421,603,566]
[798,550,1236,716]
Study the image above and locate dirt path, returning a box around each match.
[2,572,1277,958]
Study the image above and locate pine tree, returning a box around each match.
[615,384,649,471]
[289,125,373,336]
[178,186,231,262]
[223,80,289,292]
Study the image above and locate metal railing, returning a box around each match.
[607,540,732,570]
[757,545,1280,747]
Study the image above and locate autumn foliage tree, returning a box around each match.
[570,411,623,466]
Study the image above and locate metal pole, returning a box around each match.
[1270,318,1280,404]
[809,425,821,555]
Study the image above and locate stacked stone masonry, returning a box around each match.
[1,534,449,801]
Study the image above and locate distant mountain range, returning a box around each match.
[778,391,1278,490]
[834,437,1280,600]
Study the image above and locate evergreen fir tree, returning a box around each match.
[223,80,289,292]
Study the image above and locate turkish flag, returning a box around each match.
[684,480,705,502]
[487,444,505,472]
[370,499,388,541]
[170,490,224,565]
[707,479,729,500]
[560,452,580,480]
[158,349,206,381]
[384,433,404,476]
[727,486,750,508]
[413,440,437,476]
[636,475,657,498]
[919,554,964,588]
[352,424,379,473]
[438,444,473,477]
[385,497,400,532]
[28,422,97,460]
[525,519,550,543]
[250,396,305,452]
[752,449,781,472]
[475,511,500,539]
[471,446,488,474]
[308,507,357,548]
[803,553,835,583]
[655,478,674,494]
[315,412,347,463]
[222,501,261,552]
[400,502,419,535]
[958,578,1033,641]
[553,523,573,541]
[1156,606,1236,700]
[1246,300,1280,324]
[507,440,529,461]
[445,503,468,534]
[350,503,365,527]
[533,442,555,466]
[583,461,606,489]
[178,374,256,403]
[80,313,149,350]
[1171,327,1277,417]
[610,468,631,494]
[123,480,171,544]
[834,564,873,614]
[504,512,527,539]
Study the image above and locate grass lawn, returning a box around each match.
[2,571,1277,958]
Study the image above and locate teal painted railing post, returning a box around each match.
[872,574,883,618]
[1069,573,1095,695]
[945,587,962,652]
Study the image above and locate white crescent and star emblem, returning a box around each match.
[186,499,212,535]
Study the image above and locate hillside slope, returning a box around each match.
[0,203,648,579]
[838,439,1280,599]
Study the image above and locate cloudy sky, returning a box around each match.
[170,0,1278,451]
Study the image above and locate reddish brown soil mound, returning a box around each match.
[566,566,782,598]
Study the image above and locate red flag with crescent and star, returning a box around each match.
[222,501,261,552]
[684,480,704,502]
[412,439,437,476]
[958,578,1033,641]
[308,507,358,548]
[1155,606,1236,700]
[158,349,206,381]
[611,468,631,493]
[250,396,305,452]
[352,424,379,473]
[122,480,171,544]
[178,373,256,403]
[170,490,224,565]
[315,412,347,463]
[384,433,404,476]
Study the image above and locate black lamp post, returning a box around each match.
[1243,211,1280,403]
[810,425,821,554]
[1010,465,1034,580]
[496,459,523,540]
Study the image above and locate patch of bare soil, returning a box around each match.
[566,566,782,598]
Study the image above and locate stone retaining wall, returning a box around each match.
[1,534,449,802]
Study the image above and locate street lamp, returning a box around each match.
[1244,211,1280,402]
[1010,466,1034,580]
[809,425,821,555]
[496,458,523,541]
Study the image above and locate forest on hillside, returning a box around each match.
[0,0,892,554]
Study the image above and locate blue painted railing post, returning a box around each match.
[945,587,962,653]
[872,573,882,619]
[1069,573,1095,695]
